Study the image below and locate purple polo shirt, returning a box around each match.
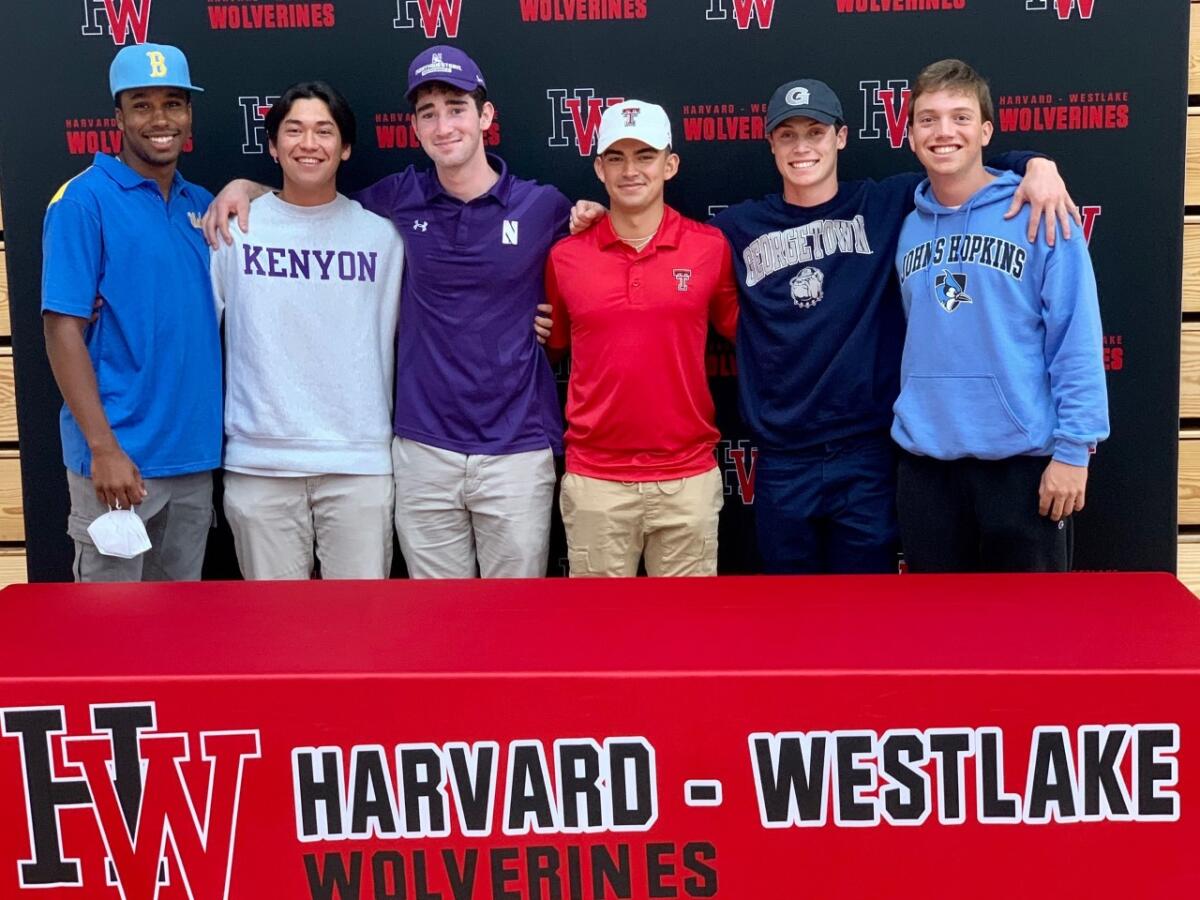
[354,155,569,455]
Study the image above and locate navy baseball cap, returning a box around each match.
[406,45,487,102]
[109,43,203,98]
[765,79,843,132]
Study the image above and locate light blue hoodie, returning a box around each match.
[891,169,1109,466]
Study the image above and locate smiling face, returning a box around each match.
[908,88,993,183]
[412,84,493,173]
[767,116,847,206]
[593,138,679,216]
[269,97,350,203]
[115,86,191,175]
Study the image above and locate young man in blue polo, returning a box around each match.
[42,44,221,581]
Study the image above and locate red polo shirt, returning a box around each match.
[546,205,739,481]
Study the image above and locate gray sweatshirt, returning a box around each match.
[211,192,404,475]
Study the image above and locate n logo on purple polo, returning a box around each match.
[502,220,520,245]
[243,245,380,282]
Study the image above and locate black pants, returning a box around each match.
[896,452,1073,573]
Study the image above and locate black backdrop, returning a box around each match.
[0,0,1188,580]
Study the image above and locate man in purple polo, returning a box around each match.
[205,47,569,578]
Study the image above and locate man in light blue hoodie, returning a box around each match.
[892,59,1109,572]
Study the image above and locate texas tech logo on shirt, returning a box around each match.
[1,703,260,897]
[239,95,280,154]
[704,0,776,29]
[858,79,911,149]
[392,0,463,37]
[80,0,153,45]
[547,89,624,156]
[1026,0,1095,20]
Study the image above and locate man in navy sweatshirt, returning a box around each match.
[703,79,1078,574]
[892,59,1108,572]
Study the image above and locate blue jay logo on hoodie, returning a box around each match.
[934,270,973,312]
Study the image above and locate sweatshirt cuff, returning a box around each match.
[1052,439,1092,467]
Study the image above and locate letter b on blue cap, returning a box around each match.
[109,43,204,97]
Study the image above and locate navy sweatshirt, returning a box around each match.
[711,153,1035,452]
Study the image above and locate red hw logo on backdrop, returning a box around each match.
[704,0,776,29]
[547,90,624,156]
[858,79,912,150]
[80,0,152,45]
[392,0,463,37]
[1,703,260,898]
[1027,0,1095,19]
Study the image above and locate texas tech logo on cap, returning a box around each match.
[80,0,153,45]
[239,95,280,154]
[393,0,463,37]
[858,79,911,149]
[1026,0,1095,20]
[1,703,260,896]
[704,0,776,29]
[547,89,624,156]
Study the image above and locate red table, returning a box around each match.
[1,573,1196,898]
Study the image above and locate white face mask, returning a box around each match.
[86,509,152,559]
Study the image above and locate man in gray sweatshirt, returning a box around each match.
[210,81,404,579]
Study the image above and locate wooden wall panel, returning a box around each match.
[1180,433,1200,525]
[0,453,23,542]
[0,352,15,442]
[0,550,26,586]
[1188,114,1200,207]
[1192,3,1200,96]
[1182,323,1200,417]
[0,244,9,338]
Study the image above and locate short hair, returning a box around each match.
[909,58,994,127]
[411,83,488,115]
[265,80,357,147]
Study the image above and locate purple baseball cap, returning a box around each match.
[406,45,487,102]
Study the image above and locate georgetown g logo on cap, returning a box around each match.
[109,43,204,98]
[765,78,844,132]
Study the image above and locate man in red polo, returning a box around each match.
[546,100,738,577]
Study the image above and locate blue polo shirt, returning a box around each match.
[354,154,569,455]
[41,153,222,478]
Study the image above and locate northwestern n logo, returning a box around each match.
[393,0,464,38]
[2,703,261,898]
[81,0,154,45]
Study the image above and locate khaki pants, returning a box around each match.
[223,471,394,580]
[392,437,555,578]
[560,467,723,577]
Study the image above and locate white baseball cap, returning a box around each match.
[596,100,673,155]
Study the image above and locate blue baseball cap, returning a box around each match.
[406,45,486,102]
[109,43,204,98]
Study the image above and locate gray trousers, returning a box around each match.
[66,469,213,582]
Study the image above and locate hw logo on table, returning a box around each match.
[80,0,153,45]
[858,79,911,149]
[1026,0,1095,20]
[547,89,624,156]
[392,0,463,37]
[239,95,281,154]
[1,703,260,898]
[704,0,776,29]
